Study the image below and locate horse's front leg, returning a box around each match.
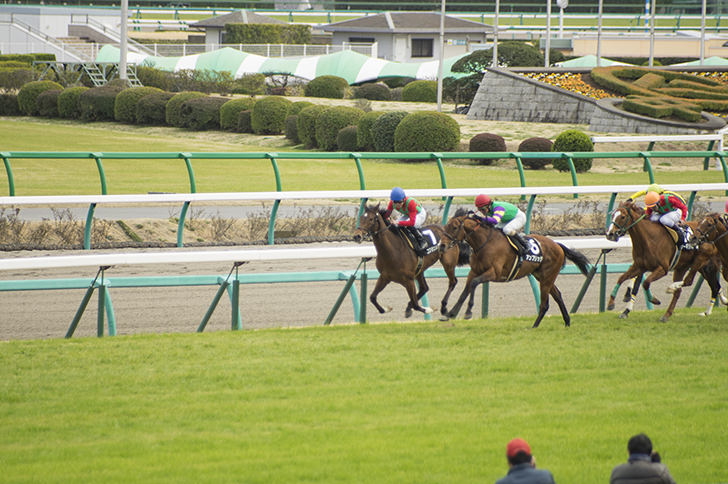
[369,277,393,314]
[439,260,458,316]
[619,273,645,319]
[609,267,643,311]
[464,269,496,320]
[699,263,722,316]
[642,267,668,306]
[405,275,430,318]
[442,271,479,320]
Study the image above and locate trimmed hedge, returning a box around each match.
[251,95,292,135]
[136,66,172,91]
[224,23,311,44]
[354,83,391,101]
[622,95,702,122]
[0,68,33,93]
[336,125,359,151]
[285,115,300,143]
[289,100,314,115]
[136,91,174,125]
[237,109,253,133]
[401,80,437,103]
[17,80,63,115]
[296,104,327,148]
[79,85,124,121]
[115,86,163,123]
[36,89,61,117]
[371,111,407,152]
[469,133,507,165]
[220,97,257,131]
[394,111,460,153]
[179,96,228,130]
[304,75,348,99]
[231,73,266,95]
[0,93,20,116]
[58,86,89,119]
[552,129,593,173]
[166,91,206,127]
[517,137,553,170]
[314,106,365,151]
[357,110,385,151]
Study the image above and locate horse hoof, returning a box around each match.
[423,307,433,314]
[699,312,708,317]
[439,315,450,322]
[660,315,670,323]
[384,306,393,313]
[464,312,472,320]
[619,311,630,319]
[405,309,413,318]
[720,293,728,305]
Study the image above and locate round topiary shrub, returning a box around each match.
[79,85,124,121]
[469,133,507,165]
[115,86,163,123]
[17,80,63,115]
[337,125,359,151]
[58,86,88,119]
[285,115,300,143]
[552,129,594,173]
[518,137,554,170]
[304,75,348,99]
[289,100,314,115]
[251,95,292,135]
[354,83,391,101]
[315,106,365,151]
[357,110,385,151]
[0,93,20,116]
[401,80,437,103]
[371,111,408,152]
[179,96,228,130]
[136,65,172,91]
[237,109,253,133]
[296,104,327,148]
[394,111,461,153]
[136,91,174,125]
[36,89,61,117]
[220,97,257,131]
[166,91,206,127]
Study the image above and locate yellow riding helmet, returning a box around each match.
[647,183,662,194]
[645,191,660,207]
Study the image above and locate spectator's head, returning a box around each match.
[506,438,532,466]
[627,433,653,456]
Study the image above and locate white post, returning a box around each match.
[120,0,128,81]
[545,0,551,67]
[559,6,564,38]
[437,0,446,113]
[492,0,499,66]
[700,0,706,65]
[597,0,603,66]
[644,0,650,28]
[649,0,656,67]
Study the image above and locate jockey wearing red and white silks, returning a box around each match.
[384,187,427,228]
[644,191,687,228]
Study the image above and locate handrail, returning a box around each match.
[1,150,726,248]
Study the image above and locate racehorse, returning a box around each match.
[605,199,722,321]
[352,203,470,317]
[694,212,728,312]
[438,213,591,328]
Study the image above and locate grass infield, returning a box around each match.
[1,310,726,483]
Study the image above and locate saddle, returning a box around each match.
[664,224,696,250]
[504,234,543,281]
[395,226,438,256]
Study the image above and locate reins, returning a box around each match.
[612,206,646,237]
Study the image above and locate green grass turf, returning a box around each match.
[1,310,726,483]
[0,118,724,196]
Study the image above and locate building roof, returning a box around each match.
[191,10,286,29]
[322,12,493,34]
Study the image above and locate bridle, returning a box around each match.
[359,209,389,239]
[610,205,645,238]
[698,213,728,244]
[440,215,493,254]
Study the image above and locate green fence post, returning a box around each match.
[198,276,230,333]
[103,281,116,336]
[266,153,282,245]
[175,154,196,248]
[83,153,108,250]
[325,259,366,325]
[480,282,489,318]
[0,152,15,196]
[686,190,697,221]
[350,153,367,224]
[524,194,536,234]
[605,192,619,232]
[431,152,448,194]
[640,151,655,183]
[66,272,101,338]
[686,274,705,307]
[442,196,454,224]
[716,153,728,195]
[514,154,527,201]
[571,251,603,313]
[562,153,579,198]
[359,258,368,324]
[97,269,106,337]
[703,140,715,170]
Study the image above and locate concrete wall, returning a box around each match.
[571,33,728,58]
[467,68,727,134]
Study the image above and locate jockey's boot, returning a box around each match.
[409,227,428,252]
[511,233,529,258]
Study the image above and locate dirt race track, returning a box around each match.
[0,242,722,340]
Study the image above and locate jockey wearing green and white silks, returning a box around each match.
[474,195,526,236]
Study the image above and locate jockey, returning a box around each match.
[384,187,428,251]
[474,194,529,257]
[644,190,690,246]
[630,183,686,205]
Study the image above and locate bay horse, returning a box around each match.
[352,203,470,317]
[605,199,722,321]
[438,213,591,328]
[694,212,728,312]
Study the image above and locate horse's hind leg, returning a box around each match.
[699,264,722,316]
[369,277,393,314]
[608,268,643,311]
[532,285,551,328]
[405,275,430,318]
[404,279,432,316]
[547,284,571,328]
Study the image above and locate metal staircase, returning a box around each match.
[81,63,143,87]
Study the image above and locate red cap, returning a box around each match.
[506,438,531,458]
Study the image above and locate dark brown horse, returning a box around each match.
[438,213,590,327]
[694,212,728,313]
[352,203,470,317]
[605,199,721,321]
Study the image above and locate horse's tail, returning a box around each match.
[457,241,471,266]
[558,243,591,276]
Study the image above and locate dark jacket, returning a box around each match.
[610,455,676,484]
[495,463,556,484]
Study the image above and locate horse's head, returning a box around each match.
[439,213,481,253]
[606,199,644,242]
[353,203,384,243]
[696,212,728,244]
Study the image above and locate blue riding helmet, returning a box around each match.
[390,187,405,202]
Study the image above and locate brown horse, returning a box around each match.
[352,203,470,317]
[694,212,728,312]
[438,213,591,328]
[605,199,721,321]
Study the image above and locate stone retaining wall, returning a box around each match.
[467,68,726,134]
